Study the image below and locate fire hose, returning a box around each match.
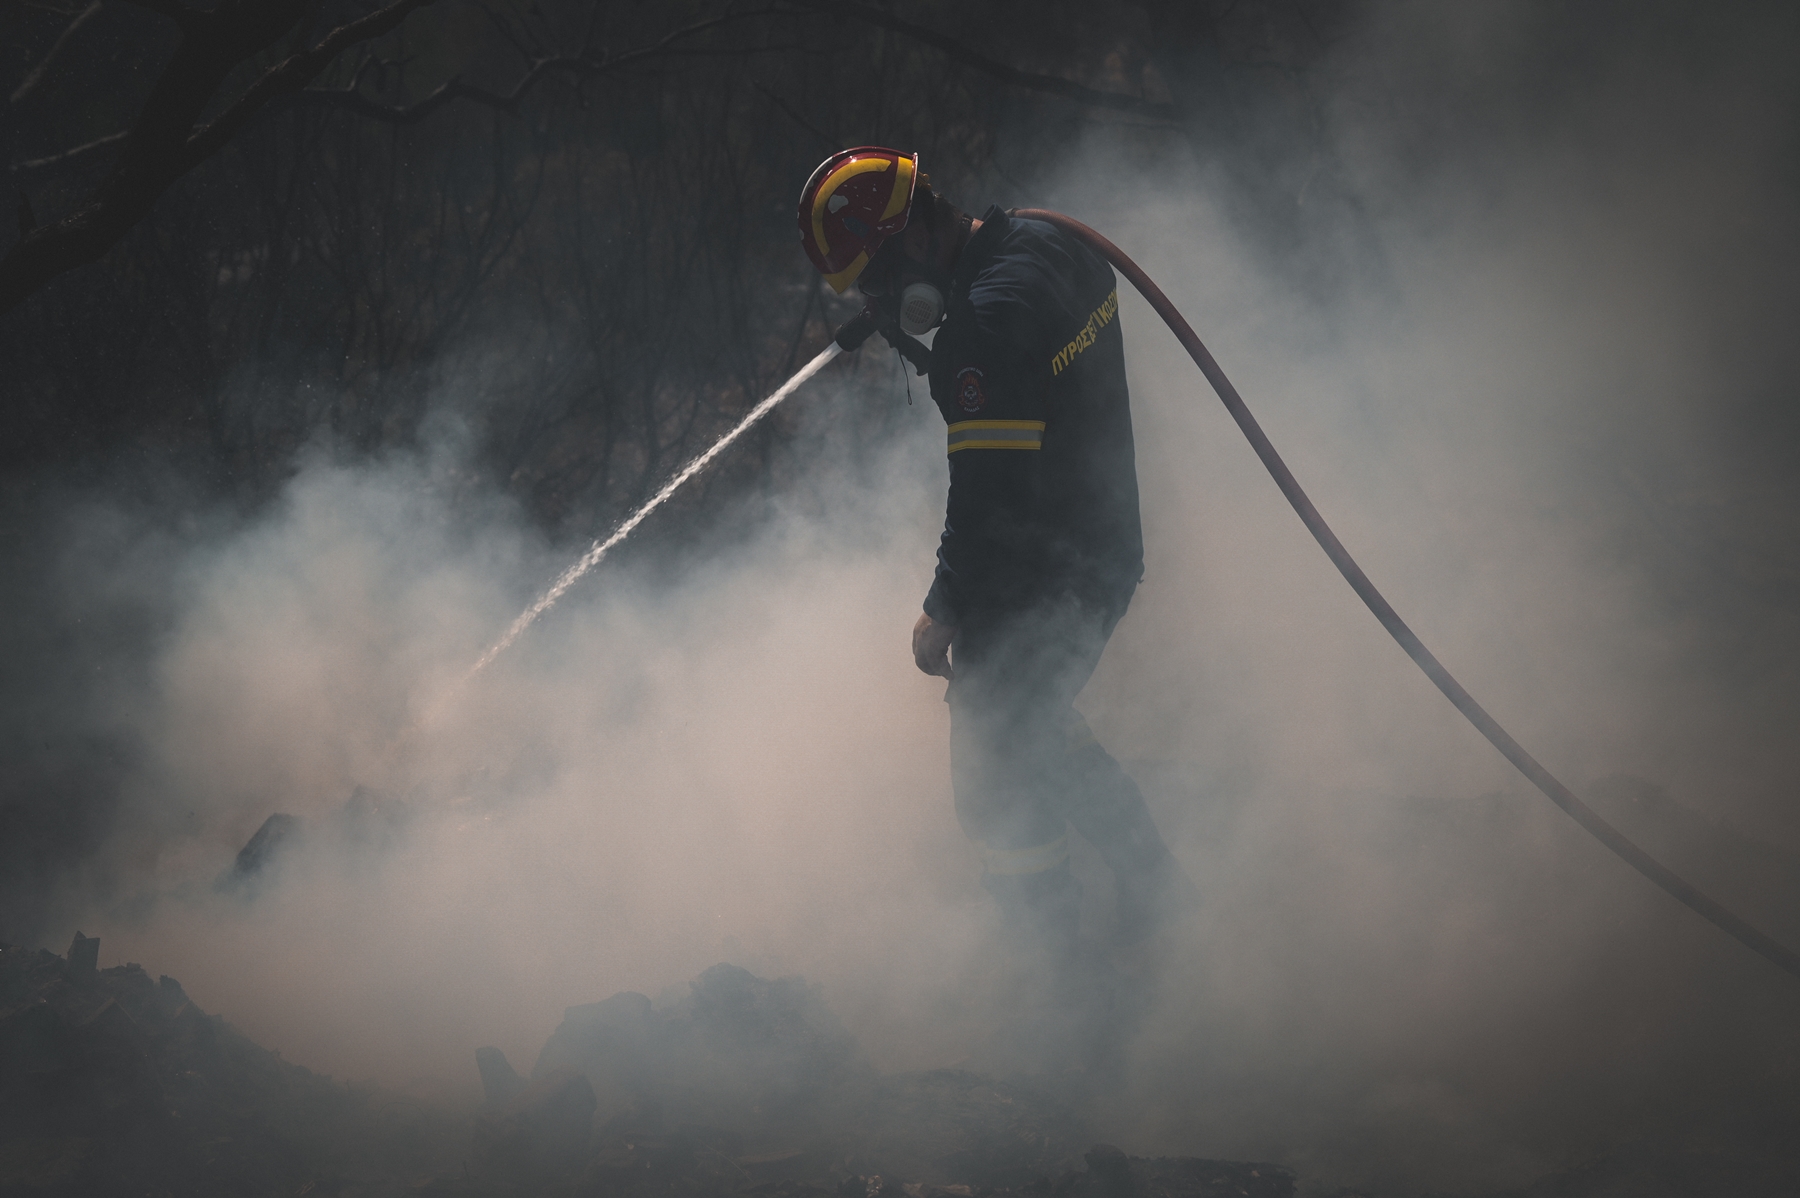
[856,207,1800,981]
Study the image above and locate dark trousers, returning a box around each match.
[946,588,1183,950]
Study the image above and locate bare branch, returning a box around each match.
[117,0,200,28]
[477,1,540,64]
[751,81,839,153]
[10,0,102,105]
[782,0,1176,121]
[13,128,127,171]
[579,0,604,53]
[301,72,540,122]
[0,0,440,313]
[301,7,774,122]
[181,0,436,169]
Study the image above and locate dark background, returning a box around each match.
[3,8,1799,1189]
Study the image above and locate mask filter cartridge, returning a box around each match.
[898,282,945,336]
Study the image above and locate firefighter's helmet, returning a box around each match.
[797,147,919,293]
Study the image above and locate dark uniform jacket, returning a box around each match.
[924,206,1144,628]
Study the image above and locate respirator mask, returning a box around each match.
[865,265,947,338]
[859,215,960,338]
[896,281,945,336]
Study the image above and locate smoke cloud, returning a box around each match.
[7,3,1799,1194]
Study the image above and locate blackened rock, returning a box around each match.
[490,966,1323,1198]
[534,989,660,1121]
[219,813,301,892]
[74,997,165,1127]
[154,974,188,1019]
[338,784,410,853]
[739,1183,835,1198]
[838,1175,905,1198]
[0,940,467,1195]
[95,962,160,1024]
[0,992,81,1136]
[853,1070,1088,1188]
[1106,1157,1296,1198]
[161,997,231,1078]
[474,1067,597,1177]
[0,993,163,1145]
[583,1121,748,1195]
[515,1068,598,1145]
[66,931,99,981]
[1083,1144,1138,1198]
[476,1044,525,1107]
[675,963,867,1115]
[0,1000,74,1081]
[533,965,870,1135]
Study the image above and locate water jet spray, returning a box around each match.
[439,302,926,710]
[421,342,842,724]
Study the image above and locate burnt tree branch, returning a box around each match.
[751,81,840,153]
[14,129,128,172]
[182,0,436,167]
[117,0,203,30]
[299,7,776,122]
[0,0,437,314]
[782,0,1176,121]
[9,0,103,105]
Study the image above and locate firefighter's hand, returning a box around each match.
[912,612,956,680]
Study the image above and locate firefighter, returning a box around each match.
[797,148,1192,959]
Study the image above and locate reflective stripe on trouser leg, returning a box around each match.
[981,857,1081,954]
[1059,713,1195,942]
[982,835,1070,877]
[945,596,1128,952]
[981,836,1077,944]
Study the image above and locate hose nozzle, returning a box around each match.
[832,303,932,376]
[833,306,880,352]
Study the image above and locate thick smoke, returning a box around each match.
[8,3,1800,1194]
[35,386,1006,1092]
[1038,3,1800,1188]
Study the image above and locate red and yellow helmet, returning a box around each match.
[797,146,919,293]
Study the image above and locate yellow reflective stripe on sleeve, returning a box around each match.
[983,836,1071,876]
[946,419,1045,453]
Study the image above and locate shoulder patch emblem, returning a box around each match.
[954,366,987,414]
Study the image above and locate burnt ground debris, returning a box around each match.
[4,937,1795,1197]
[0,936,465,1196]
[0,937,1302,1198]
[217,788,415,897]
